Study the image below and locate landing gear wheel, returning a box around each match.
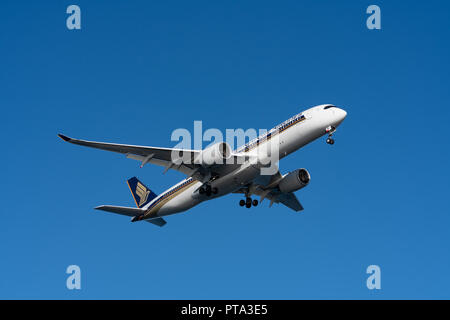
[326,138,335,145]
[212,187,218,194]
[252,199,259,207]
[239,199,246,207]
[245,197,252,208]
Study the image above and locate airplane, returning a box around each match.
[58,104,347,227]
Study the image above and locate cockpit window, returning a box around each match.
[324,105,337,110]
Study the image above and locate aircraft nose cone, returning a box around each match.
[337,108,347,122]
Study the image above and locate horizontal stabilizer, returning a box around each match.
[146,217,167,227]
[95,205,167,227]
[95,205,144,217]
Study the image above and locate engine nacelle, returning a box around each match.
[196,142,232,166]
[278,168,311,193]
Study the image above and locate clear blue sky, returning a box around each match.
[1,0,449,299]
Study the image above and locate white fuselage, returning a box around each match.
[142,104,347,219]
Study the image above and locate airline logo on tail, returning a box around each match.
[127,177,158,208]
[136,182,150,206]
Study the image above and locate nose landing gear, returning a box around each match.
[325,126,336,145]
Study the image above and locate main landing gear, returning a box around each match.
[326,126,336,145]
[239,197,259,209]
[199,184,218,197]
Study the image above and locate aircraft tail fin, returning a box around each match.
[126,177,158,208]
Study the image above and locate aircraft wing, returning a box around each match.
[58,134,247,180]
[58,134,205,177]
[269,192,304,212]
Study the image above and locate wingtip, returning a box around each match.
[57,133,71,142]
[94,205,109,211]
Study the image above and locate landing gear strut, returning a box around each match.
[326,126,336,145]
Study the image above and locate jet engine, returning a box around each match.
[196,142,232,166]
[278,168,311,193]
